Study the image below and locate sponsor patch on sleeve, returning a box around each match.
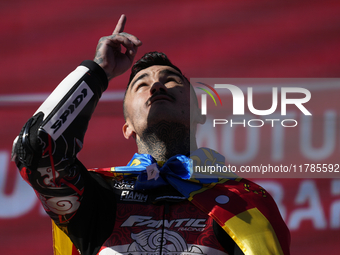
[42,81,94,140]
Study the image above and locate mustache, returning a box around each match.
[146,91,176,106]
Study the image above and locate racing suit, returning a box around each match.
[12,60,246,255]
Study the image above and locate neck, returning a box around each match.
[136,121,196,162]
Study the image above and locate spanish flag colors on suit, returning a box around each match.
[52,148,290,255]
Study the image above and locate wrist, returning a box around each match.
[80,60,109,92]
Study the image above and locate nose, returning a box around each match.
[150,81,167,95]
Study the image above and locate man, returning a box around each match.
[12,15,290,255]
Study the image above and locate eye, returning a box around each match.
[166,76,182,84]
[136,83,147,91]
[166,77,176,82]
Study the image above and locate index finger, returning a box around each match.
[113,14,126,34]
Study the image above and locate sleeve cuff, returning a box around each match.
[80,60,109,94]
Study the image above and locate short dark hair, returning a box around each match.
[123,52,189,120]
[128,51,185,86]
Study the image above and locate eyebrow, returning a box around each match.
[129,68,184,91]
[158,69,183,80]
[129,73,149,91]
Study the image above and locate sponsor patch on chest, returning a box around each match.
[120,190,148,202]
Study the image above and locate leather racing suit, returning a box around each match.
[12,60,245,255]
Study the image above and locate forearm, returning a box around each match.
[12,60,108,225]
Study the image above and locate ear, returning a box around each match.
[197,110,206,124]
[122,122,136,139]
[193,107,206,125]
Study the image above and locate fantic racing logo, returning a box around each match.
[196,83,312,128]
[121,215,207,232]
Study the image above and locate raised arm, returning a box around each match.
[11,15,142,226]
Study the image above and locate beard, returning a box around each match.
[136,120,191,161]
